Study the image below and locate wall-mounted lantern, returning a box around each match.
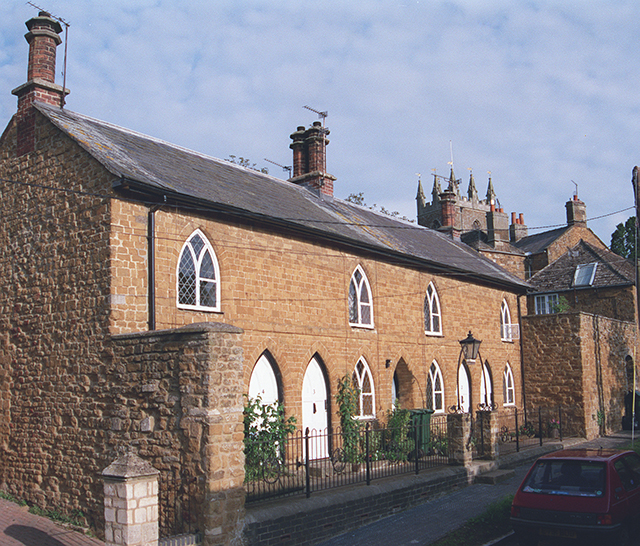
[459,331,482,363]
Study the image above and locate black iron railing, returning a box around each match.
[496,406,575,455]
[159,468,201,540]
[245,415,449,503]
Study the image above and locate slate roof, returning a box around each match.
[528,239,634,294]
[514,226,570,255]
[35,101,528,291]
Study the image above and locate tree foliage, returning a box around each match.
[227,155,269,174]
[345,192,415,223]
[611,216,637,261]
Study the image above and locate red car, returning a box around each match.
[510,449,640,545]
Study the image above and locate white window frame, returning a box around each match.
[500,299,518,341]
[535,293,559,315]
[427,360,445,413]
[424,282,443,336]
[348,265,374,328]
[353,358,375,419]
[503,364,515,406]
[573,263,598,287]
[177,229,221,312]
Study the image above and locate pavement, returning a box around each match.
[0,431,635,546]
[0,498,104,546]
[316,430,637,546]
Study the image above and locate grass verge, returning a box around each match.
[430,494,514,546]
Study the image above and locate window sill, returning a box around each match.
[349,323,375,330]
[177,304,223,314]
[425,331,444,337]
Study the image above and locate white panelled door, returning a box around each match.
[302,356,328,459]
[249,354,278,406]
[457,364,471,413]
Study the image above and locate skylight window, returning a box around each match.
[573,263,597,287]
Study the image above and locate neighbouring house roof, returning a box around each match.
[34,101,529,291]
[461,229,526,255]
[528,239,635,294]
[514,226,570,255]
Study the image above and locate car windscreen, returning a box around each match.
[521,460,606,497]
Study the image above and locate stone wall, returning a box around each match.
[0,110,114,518]
[108,323,245,545]
[521,311,637,439]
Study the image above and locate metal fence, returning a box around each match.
[496,406,574,455]
[245,415,449,503]
[159,468,202,542]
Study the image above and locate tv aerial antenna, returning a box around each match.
[264,158,292,178]
[303,105,328,175]
[27,2,70,108]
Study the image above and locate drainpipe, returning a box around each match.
[517,294,528,419]
[148,205,161,330]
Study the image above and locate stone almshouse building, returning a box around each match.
[0,12,530,544]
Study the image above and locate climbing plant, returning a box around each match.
[243,395,296,481]
[336,375,363,463]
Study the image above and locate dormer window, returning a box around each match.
[349,266,373,328]
[177,230,220,311]
[573,263,597,287]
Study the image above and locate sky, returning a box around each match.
[1,1,638,244]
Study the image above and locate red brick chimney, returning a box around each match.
[11,12,68,156]
[438,188,460,238]
[565,195,587,226]
[289,121,336,197]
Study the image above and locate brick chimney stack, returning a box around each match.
[11,12,69,156]
[438,188,460,239]
[566,195,587,226]
[289,122,336,197]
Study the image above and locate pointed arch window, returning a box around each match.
[503,364,515,406]
[349,266,373,328]
[177,230,220,311]
[500,299,516,341]
[353,358,375,418]
[424,282,442,335]
[426,361,444,413]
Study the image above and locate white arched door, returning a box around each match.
[249,354,278,406]
[302,356,329,459]
[481,363,493,408]
[457,364,471,413]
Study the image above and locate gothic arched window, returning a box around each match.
[177,229,220,311]
[349,266,373,327]
[353,358,375,418]
[500,300,513,341]
[426,361,444,413]
[424,282,442,335]
[503,364,515,406]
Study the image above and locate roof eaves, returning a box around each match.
[117,178,529,293]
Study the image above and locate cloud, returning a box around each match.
[1,1,638,241]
